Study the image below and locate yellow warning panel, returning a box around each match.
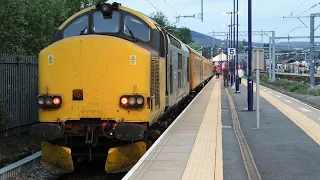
[130,55,136,65]
[48,55,54,65]
[41,141,74,173]
[105,141,146,173]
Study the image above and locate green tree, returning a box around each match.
[177,27,192,44]
[149,12,194,45]
[149,11,169,27]
[0,0,102,55]
[238,39,248,52]
[188,42,201,52]
[201,46,211,59]
[149,11,178,36]
[66,0,102,16]
[0,0,28,54]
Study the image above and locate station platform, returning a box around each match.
[226,80,320,180]
[122,78,320,180]
[122,79,223,180]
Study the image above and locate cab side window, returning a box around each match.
[63,15,89,39]
[124,15,150,42]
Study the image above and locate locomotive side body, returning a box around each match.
[165,33,190,108]
[186,46,202,92]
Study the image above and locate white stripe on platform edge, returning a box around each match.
[121,79,212,180]
[243,79,320,113]
[298,107,311,112]
[284,100,292,103]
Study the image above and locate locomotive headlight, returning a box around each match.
[136,97,144,105]
[38,98,44,105]
[128,97,136,105]
[121,97,128,105]
[100,3,112,18]
[45,97,53,105]
[119,95,144,108]
[101,4,110,11]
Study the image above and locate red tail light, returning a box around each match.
[53,98,60,105]
[37,95,62,108]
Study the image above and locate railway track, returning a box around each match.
[260,72,320,85]
[58,161,126,180]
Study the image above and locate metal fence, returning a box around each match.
[0,53,38,138]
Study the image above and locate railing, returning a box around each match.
[0,53,38,138]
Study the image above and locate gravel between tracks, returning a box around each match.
[260,81,320,108]
[8,162,63,180]
[0,133,40,168]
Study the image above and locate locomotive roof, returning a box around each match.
[58,3,157,30]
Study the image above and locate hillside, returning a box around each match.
[191,31,222,46]
[190,30,314,50]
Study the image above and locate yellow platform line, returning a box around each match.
[181,79,223,180]
[242,79,320,145]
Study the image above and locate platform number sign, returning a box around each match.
[228,48,236,56]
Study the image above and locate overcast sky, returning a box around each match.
[115,0,320,43]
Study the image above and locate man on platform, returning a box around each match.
[223,64,229,87]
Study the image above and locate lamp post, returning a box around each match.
[248,0,254,111]
[235,0,240,92]
[224,11,233,84]
[224,24,232,62]
[233,0,236,87]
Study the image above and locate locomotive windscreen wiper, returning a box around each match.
[79,27,88,35]
[126,26,137,42]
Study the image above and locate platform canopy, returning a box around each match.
[211,52,228,62]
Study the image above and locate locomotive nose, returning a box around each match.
[38,35,151,122]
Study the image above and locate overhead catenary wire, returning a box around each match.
[146,0,160,13]
[273,0,310,31]
[296,1,320,16]
[292,0,310,15]
[279,1,320,36]
[280,18,310,36]
[163,0,179,15]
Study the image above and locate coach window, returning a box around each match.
[124,15,150,42]
[93,11,120,33]
[63,15,89,39]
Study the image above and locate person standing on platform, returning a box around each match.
[238,68,244,84]
[216,66,221,79]
[223,65,229,87]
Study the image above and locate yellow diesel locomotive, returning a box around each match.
[31,2,213,173]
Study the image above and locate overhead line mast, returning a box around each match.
[173,0,203,24]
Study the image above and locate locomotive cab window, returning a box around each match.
[124,15,150,42]
[63,15,89,39]
[93,11,120,33]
